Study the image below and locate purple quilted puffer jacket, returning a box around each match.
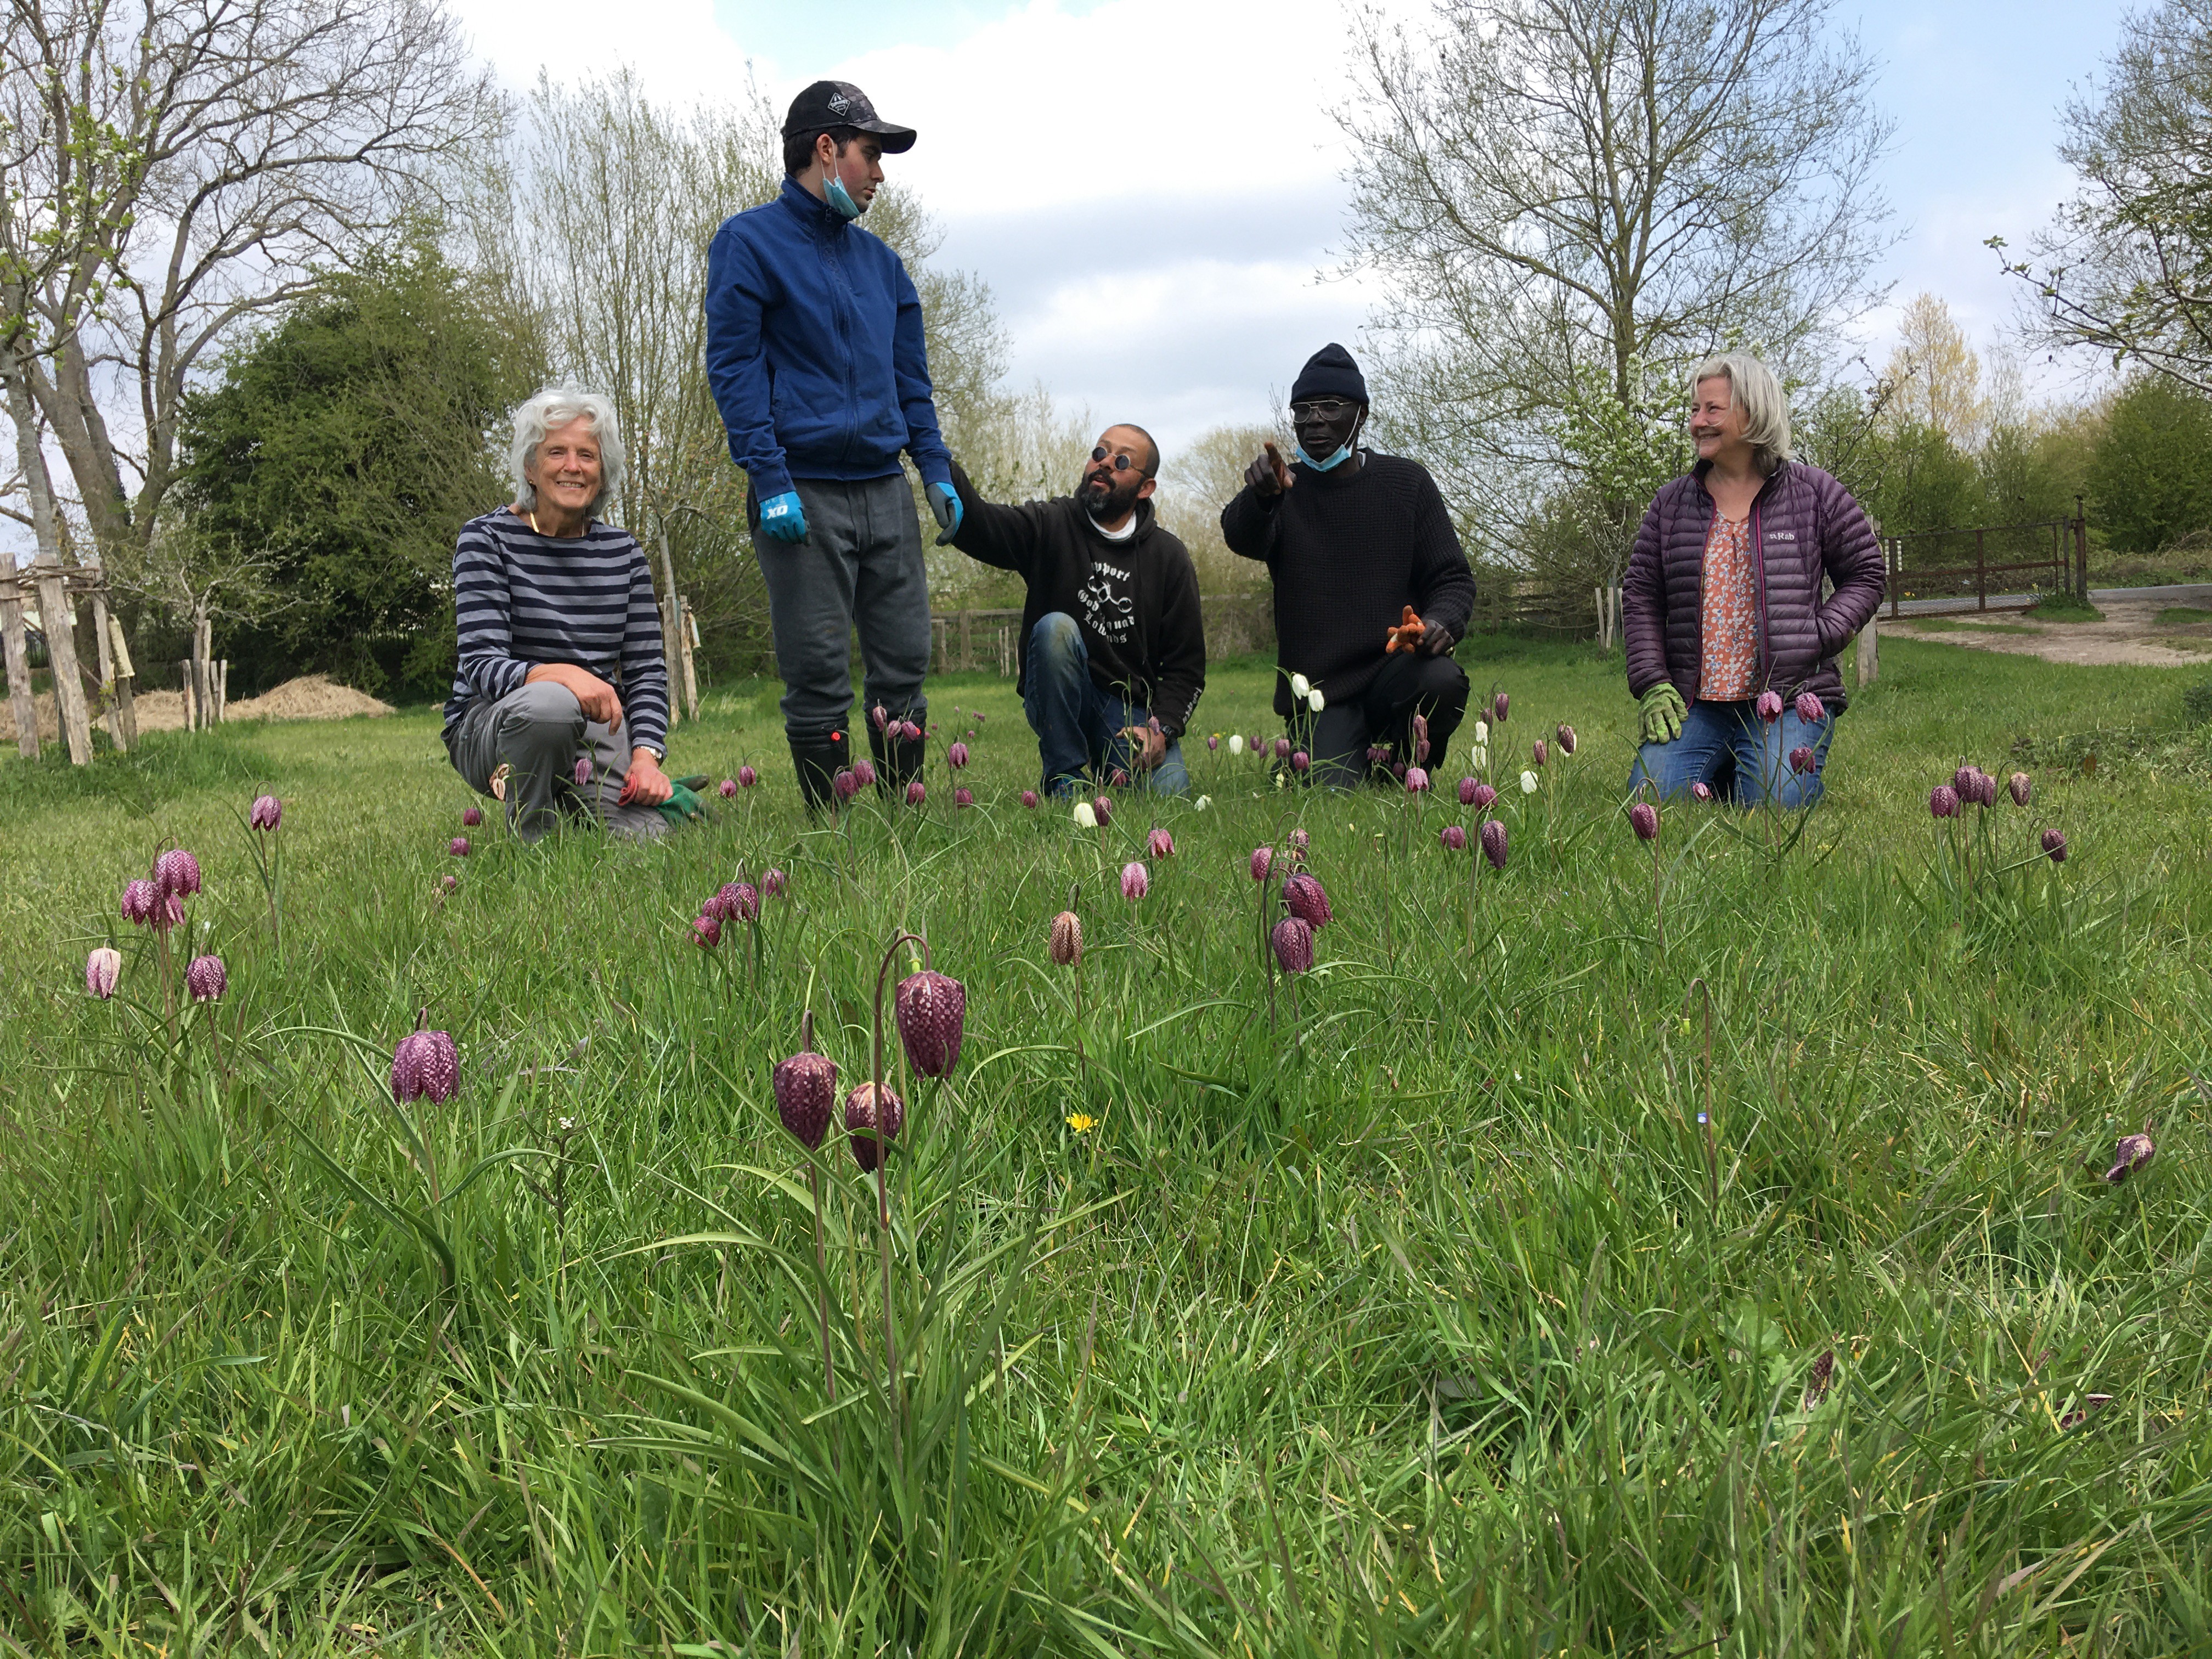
[1623,460,1887,712]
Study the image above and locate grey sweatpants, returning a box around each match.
[445,680,670,843]
[757,475,932,741]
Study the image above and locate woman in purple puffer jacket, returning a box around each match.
[1623,353,1887,806]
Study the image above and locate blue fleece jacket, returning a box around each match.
[704,177,953,500]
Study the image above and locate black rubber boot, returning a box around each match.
[788,730,851,816]
[868,716,925,794]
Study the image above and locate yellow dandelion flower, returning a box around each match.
[1065,1113,1096,1134]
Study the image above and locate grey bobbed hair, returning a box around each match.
[1689,353,1793,476]
[509,387,625,518]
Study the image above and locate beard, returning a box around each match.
[1082,470,1143,523]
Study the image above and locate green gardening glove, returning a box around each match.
[653,780,710,830]
[1638,683,1688,745]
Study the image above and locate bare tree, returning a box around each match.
[2000,0,2212,392]
[0,0,490,574]
[1339,0,1894,551]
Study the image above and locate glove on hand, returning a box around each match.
[653,780,709,830]
[1384,605,1424,654]
[1638,683,1688,745]
[927,481,963,546]
[757,490,808,544]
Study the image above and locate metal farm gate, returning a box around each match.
[1881,506,2090,617]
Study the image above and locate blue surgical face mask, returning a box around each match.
[1295,414,1362,471]
[823,172,862,220]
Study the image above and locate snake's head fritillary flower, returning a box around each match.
[1473,720,1489,745]
[738,764,758,788]
[1288,827,1309,855]
[1121,861,1150,901]
[1273,736,1291,759]
[248,794,282,831]
[726,882,761,924]
[1470,782,1498,810]
[1973,769,1999,808]
[1282,871,1333,929]
[1309,688,1325,713]
[953,785,974,808]
[902,720,922,742]
[1929,786,1959,820]
[1207,734,1220,751]
[154,848,202,900]
[1629,802,1660,841]
[391,1030,460,1104]
[440,873,458,894]
[719,777,738,798]
[763,867,789,898]
[1228,733,1244,755]
[1794,691,1826,725]
[1458,776,1478,806]
[1413,712,1429,763]
[851,758,878,790]
[1555,723,1576,756]
[1270,915,1315,973]
[831,769,858,803]
[844,1081,907,1172]
[1092,794,1113,825]
[1290,672,1311,701]
[1519,770,1538,795]
[1953,764,1978,798]
[1250,845,1273,882]
[1365,745,1389,769]
[1531,739,1547,768]
[449,836,471,857]
[974,712,986,725]
[1021,789,1039,809]
[1788,745,1816,775]
[1049,910,1083,966]
[1147,827,1175,860]
[186,954,227,1002]
[872,702,888,731]
[2104,1126,2155,1183]
[693,913,722,948]
[1405,766,1430,793]
[1480,820,1509,869]
[948,741,969,769]
[573,756,592,788]
[1440,823,1467,851]
[1491,692,1509,723]
[1111,768,1131,787]
[1291,750,1310,773]
[121,879,157,927]
[159,894,185,932]
[773,1046,838,1150]
[895,968,967,1078]
[86,947,121,1000]
[1756,691,1784,723]
[2008,771,2032,808]
[1073,800,1097,829]
[1690,781,1715,803]
[2041,827,2068,862]
[462,805,483,827]
[906,779,927,807]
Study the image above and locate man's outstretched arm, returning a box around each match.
[944,460,1048,577]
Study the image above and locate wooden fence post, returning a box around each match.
[32,555,92,763]
[2,575,38,759]
[1858,516,1881,688]
[217,659,229,724]
[178,661,195,730]
[960,609,972,673]
[106,612,138,749]
[678,599,699,720]
[656,532,682,729]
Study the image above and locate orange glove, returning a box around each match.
[1384,605,1426,654]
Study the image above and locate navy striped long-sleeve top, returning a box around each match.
[442,511,670,757]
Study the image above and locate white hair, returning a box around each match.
[1689,353,1793,475]
[509,387,625,517]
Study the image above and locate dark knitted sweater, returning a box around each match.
[1220,451,1476,718]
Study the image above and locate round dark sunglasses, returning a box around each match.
[1090,447,1139,471]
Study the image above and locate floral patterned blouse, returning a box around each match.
[1699,513,1758,701]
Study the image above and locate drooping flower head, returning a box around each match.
[906,779,927,807]
[1459,776,1479,806]
[1092,794,1113,825]
[1288,827,1309,856]
[895,968,967,1078]
[1531,739,1548,769]
[1291,750,1310,773]
[86,947,121,1000]
[844,1081,906,1172]
[719,777,738,798]
[1111,768,1131,787]
[872,702,889,731]
[391,1029,460,1104]
[1788,746,1816,775]
[1249,845,1274,883]
[1929,785,1960,820]
[1228,733,1245,755]
[462,805,484,827]
[154,848,202,901]
[1518,770,1538,795]
[1470,782,1498,811]
[1073,800,1098,829]
[573,756,593,788]
[1555,723,1577,756]
[1480,819,1509,869]
[852,758,878,790]
[1971,769,1998,808]
[1274,736,1292,759]
[449,836,472,857]
[1629,802,1660,841]
[831,768,859,804]
[774,1043,838,1150]
[1793,691,1826,726]
[1440,824,1467,851]
[738,764,758,788]
[1952,764,1978,799]
[1413,712,1429,763]
[1022,789,1040,809]
[902,720,923,742]
[1270,914,1315,973]
[1290,672,1311,701]
[440,873,458,894]
[1282,871,1333,929]
[1366,744,1390,769]
[2041,827,2068,862]
[763,867,789,898]
[1207,733,1220,750]
[1049,910,1083,966]
[2008,771,2032,808]
[2104,1126,2155,1184]
[948,741,969,770]
[1405,766,1430,793]
[1491,691,1509,723]
[1148,827,1175,860]
[723,882,761,924]
[1309,687,1325,713]
[693,913,723,948]
[186,954,227,1002]
[1121,861,1150,901]
[249,794,283,831]
[1690,781,1715,803]
[953,786,975,808]
[121,879,157,927]
[1756,691,1784,723]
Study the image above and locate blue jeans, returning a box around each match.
[1627,699,1835,807]
[1023,613,1188,797]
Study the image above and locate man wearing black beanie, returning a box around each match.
[1221,343,1475,786]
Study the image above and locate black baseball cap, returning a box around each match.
[782,81,916,153]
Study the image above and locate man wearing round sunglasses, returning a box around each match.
[938,425,1205,797]
[1221,342,1475,786]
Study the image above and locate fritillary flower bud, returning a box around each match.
[1794,691,1825,725]
[693,913,722,948]
[573,756,592,788]
[1290,673,1311,700]
[1491,691,1509,723]
[1629,802,1660,841]
[1470,782,1498,810]
[154,848,202,900]
[1480,820,1509,869]
[1291,750,1310,773]
[1049,910,1083,966]
[121,879,157,926]
[1092,795,1113,825]
[1440,824,1467,851]
[1929,786,1959,819]
[1531,740,1547,768]
[1519,770,1538,794]
[1121,861,1149,901]
[1207,734,1220,750]
[906,779,927,806]
[1022,789,1039,808]
[719,777,737,798]
[852,758,878,789]
[844,1081,906,1173]
[2041,827,2067,862]
[1404,766,1429,792]
[1274,736,1291,759]
[902,720,922,742]
[763,867,789,898]
[1459,776,1478,805]
[1789,746,1816,775]
[450,836,471,857]
[1282,871,1333,929]
[2008,771,2032,808]
[895,968,967,1078]
[1228,734,1245,755]
[1249,845,1273,882]
[463,805,484,827]
[872,702,889,731]
[249,794,282,831]
[1270,914,1315,973]
[186,954,227,1002]
[1690,781,1714,803]
[948,741,969,769]
[86,947,121,1000]
[739,764,758,788]
[1756,691,1784,723]
[391,1030,460,1104]
[1309,688,1325,713]
[1073,800,1097,829]
[1148,827,1175,859]
[2104,1127,2155,1183]
[1413,712,1429,763]
[1555,723,1576,756]
[954,786,975,808]
[773,1047,837,1150]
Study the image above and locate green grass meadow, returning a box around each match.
[3,636,2210,1656]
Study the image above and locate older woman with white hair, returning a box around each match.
[443,388,699,840]
[1623,353,1887,807]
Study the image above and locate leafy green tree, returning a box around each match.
[2087,376,2212,552]
[173,236,540,697]
[1860,420,1983,541]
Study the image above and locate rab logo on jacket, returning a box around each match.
[1767,529,1798,543]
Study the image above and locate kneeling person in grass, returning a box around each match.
[443,388,707,842]
[940,424,1206,796]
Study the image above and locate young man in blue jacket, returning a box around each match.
[704,81,962,811]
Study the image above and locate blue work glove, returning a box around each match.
[757,490,808,544]
[927,480,963,546]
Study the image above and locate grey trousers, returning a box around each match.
[445,680,670,843]
[757,475,932,741]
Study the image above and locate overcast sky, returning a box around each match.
[443,0,2130,456]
